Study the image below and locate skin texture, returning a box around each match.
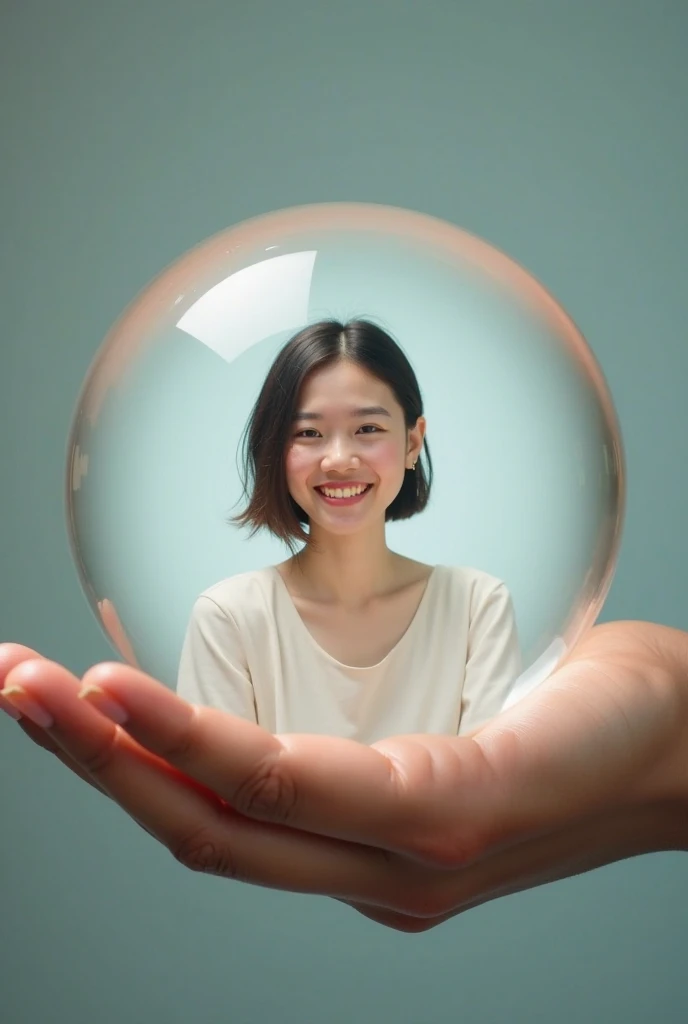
[281,359,427,612]
[286,359,425,544]
[1,619,687,933]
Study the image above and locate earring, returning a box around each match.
[411,460,417,471]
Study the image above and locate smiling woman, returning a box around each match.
[175,319,522,743]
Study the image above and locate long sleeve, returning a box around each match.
[458,581,522,737]
[176,595,258,723]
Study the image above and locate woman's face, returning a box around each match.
[285,360,425,536]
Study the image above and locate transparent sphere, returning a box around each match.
[66,202,624,723]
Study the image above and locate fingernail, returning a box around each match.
[78,684,129,725]
[0,687,54,728]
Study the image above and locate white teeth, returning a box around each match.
[320,485,368,498]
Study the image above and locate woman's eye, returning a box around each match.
[294,425,382,439]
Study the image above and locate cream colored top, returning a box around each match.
[176,564,521,743]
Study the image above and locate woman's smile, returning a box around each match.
[315,482,374,506]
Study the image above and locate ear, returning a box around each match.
[407,416,426,463]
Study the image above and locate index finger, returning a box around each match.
[3,657,411,906]
[80,625,688,869]
[79,666,408,826]
[78,662,489,863]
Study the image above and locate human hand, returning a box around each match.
[1,621,687,933]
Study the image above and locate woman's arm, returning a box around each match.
[458,580,522,736]
[177,596,258,723]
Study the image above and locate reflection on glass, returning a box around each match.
[176,318,522,742]
[177,250,317,362]
[66,202,624,721]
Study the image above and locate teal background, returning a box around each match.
[1,1,686,1021]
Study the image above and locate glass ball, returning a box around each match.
[66,202,624,727]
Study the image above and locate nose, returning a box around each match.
[320,434,360,472]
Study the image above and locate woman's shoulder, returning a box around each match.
[434,563,510,594]
[194,566,278,616]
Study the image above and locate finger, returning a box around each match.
[79,661,655,873]
[15,714,109,794]
[1,658,423,908]
[1,646,108,794]
[80,662,622,872]
[1,643,45,717]
[7,652,561,869]
[21,631,680,877]
[75,662,491,862]
[410,798,688,923]
[11,656,480,868]
[344,796,688,930]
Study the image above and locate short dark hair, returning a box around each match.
[230,318,433,551]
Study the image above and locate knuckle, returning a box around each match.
[153,705,232,770]
[156,719,199,767]
[172,827,242,881]
[77,729,120,778]
[232,753,298,824]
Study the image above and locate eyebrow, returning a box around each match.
[292,406,392,421]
